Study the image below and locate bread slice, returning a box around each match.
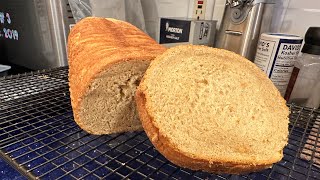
[68,17,166,135]
[135,45,289,174]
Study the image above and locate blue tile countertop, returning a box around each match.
[0,157,25,180]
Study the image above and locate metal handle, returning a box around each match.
[225,30,243,36]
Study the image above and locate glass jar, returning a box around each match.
[285,27,320,109]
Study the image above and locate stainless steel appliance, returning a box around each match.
[215,0,275,61]
[0,0,74,70]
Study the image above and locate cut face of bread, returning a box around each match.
[136,45,289,174]
[80,60,149,134]
[68,17,166,135]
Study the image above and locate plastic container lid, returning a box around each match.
[301,27,320,55]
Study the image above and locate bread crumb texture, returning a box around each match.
[137,45,289,173]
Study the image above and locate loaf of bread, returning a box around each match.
[68,17,166,135]
[136,45,289,174]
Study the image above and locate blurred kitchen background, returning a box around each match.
[0,0,319,74]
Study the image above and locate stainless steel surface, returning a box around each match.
[239,3,264,59]
[225,30,242,36]
[46,0,73,68]
[1,0,74,70]
[252,0,275,5]
[215,0,274,61]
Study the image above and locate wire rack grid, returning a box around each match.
[0,67,319,180]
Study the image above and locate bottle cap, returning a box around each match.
[302,27,320,55]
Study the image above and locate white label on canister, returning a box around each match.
[254,39,277,73]
[254,33,303,96]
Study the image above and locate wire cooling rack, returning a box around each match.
[0,67,319,180]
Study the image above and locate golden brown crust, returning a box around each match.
[68,17,166,134]
[135,89,273,174]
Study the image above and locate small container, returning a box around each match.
[253,33,303,96]
[285,27,320,109]
[0,64,11,76]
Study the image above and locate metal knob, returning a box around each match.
[232,8,242,19]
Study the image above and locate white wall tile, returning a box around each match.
[288,0,320,9]
[214,0,226,6]
[280,9,320,37]
[205,0,216,20]
[276,0,290,7]
[212,5,225,29]
[270,0,290,32]
[270,0,320,37]
[157,0,190,17]
[187,0,194,18]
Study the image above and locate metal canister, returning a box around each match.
[253,33,303,96]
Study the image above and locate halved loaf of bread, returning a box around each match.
[68,17,166,135]
[136,45,289,174]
